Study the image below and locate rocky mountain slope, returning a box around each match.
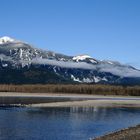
[0,36,140,85]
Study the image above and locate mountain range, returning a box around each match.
[0,36,140,85]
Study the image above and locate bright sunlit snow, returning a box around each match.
[73,55,92,62]
[0,36,15,44]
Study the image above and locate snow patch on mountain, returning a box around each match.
[19,49,23,59]
[0,36,15,44]
[73,55,92,62]
[71,75,82,82]
[107,61,113,65]
[83,78,93,83]
[90,59,98,64]
[94,76,101,83]
[102,77,108,81]
[2,63,8,67]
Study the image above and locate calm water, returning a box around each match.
[0,107,140,140]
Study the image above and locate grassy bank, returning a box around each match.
[0,84,140,96]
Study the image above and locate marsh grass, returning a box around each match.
[0,84,140,96]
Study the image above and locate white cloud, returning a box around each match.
[32,58,140,78]
[32,58,97,69]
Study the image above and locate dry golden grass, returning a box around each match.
[0,84,140,96]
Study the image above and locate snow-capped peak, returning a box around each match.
[0,36,15,44]
[73,54,92,62]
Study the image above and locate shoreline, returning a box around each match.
[0,92,140,98]
[93,125,140,140]
[29,99,140,108]
[0,92,139,107]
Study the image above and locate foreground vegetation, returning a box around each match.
[0,84,140,96]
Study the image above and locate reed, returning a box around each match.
[0,84,140,96]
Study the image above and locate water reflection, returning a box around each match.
[0,107,139,140]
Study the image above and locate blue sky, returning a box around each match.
[0,0,140,68]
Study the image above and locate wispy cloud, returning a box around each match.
[32,58,140,78]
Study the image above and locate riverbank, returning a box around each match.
[93,125,140,140]
[0,92,139,107]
